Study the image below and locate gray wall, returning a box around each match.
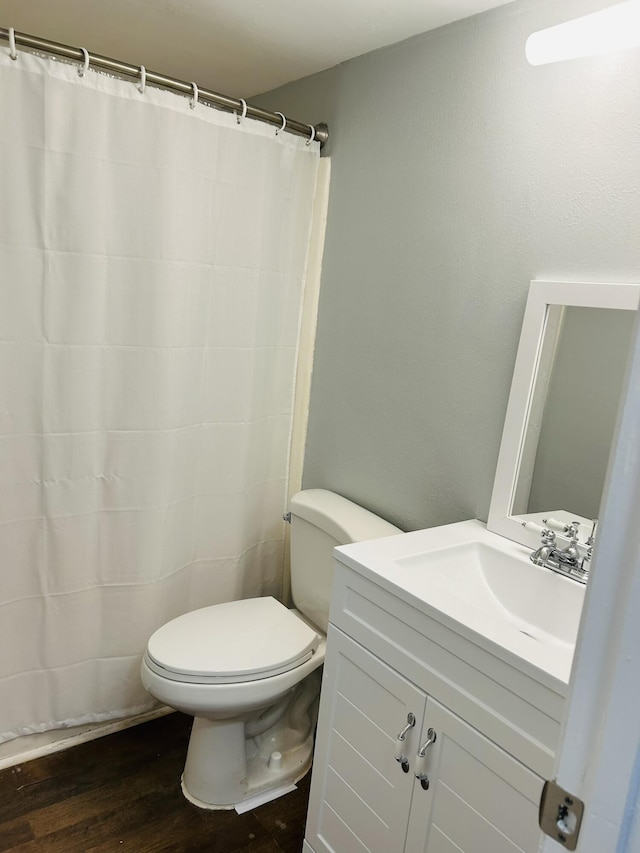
[255,0,640,532]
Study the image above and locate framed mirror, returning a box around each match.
[488,280,640,551]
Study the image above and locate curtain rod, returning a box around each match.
[0,27,329,148]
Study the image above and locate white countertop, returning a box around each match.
[334,519,584,694]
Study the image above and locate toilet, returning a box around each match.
[140,489,401,810]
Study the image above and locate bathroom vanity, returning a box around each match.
[303,279,640,852]
[302,522,579,853]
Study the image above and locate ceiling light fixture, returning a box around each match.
[525,0,640,65]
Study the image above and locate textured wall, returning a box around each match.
[255,0,640,531]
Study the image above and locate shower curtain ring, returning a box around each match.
[275,112,286,135]
[306,124,316,146]
[237,98,247,124]
[77,47,90,77]
[138,65,146,94]
[8,27,17,60]
[190,81,198,109]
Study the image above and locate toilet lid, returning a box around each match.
[146,597,321,684]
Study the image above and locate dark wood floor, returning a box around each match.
[0,713,311,853]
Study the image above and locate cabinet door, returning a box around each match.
[305,627,427,853]
[406,698,544,853]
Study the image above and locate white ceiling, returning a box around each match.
[2,0,515,98]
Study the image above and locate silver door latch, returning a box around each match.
[539,780,584,850]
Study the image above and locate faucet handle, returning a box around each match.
[579,547,593,577]
[521,522,556,546]
[567,521,581,542]
[586,519,598,547]
[541,528,556,545]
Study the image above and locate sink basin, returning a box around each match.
[335,519,586,686]
[395,540,583,646]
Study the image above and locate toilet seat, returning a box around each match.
[145,597,321,685]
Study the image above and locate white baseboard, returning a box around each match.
[0,706,174,771]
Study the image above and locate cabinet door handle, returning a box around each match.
[415,728,437,789]
[394,712,416,772]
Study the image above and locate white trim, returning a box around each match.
[511,304,563,515]
[488,280,640,553]
[0,706,173,771]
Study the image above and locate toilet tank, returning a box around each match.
[289,489,401,633]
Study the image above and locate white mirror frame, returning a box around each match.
[487,279,640,551]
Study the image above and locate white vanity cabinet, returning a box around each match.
[304,554,566,853]
[304,628,424,852]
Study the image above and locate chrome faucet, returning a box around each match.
[529,521,591,584]
[530,528,556,566]
[556,521,581,568]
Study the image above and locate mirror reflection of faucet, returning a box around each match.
[522,520,594,585]
[541,517,573,535]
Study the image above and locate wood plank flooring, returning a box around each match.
[0,713,311,853]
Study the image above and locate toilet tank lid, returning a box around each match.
[290,489,402,545]
[146,597,321,682]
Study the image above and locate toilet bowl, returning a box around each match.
[141,489,401,810]
[141,597,325,809]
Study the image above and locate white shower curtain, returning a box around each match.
[0,50,319,743]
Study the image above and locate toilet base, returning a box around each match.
[181,760,311,812]
[181,718,315,811]
[180,671,321,810]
